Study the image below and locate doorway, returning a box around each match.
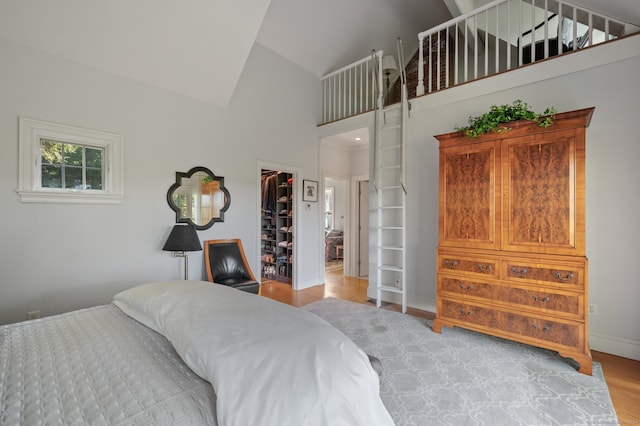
[319,126,370,279]
[258,162,300,289]
[324,177,347,274]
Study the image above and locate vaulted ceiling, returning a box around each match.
[0,0,637,108]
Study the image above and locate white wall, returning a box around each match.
[0,39,322,325]
[350,146,369,177]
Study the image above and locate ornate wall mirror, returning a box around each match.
[167,166,230,230]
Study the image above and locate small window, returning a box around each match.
[18,117,124,204]
[40,139,105,190]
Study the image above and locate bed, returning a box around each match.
[0,281,392,426]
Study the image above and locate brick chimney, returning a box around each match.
[388,30,453,105]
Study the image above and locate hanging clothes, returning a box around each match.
[261,172,278,213]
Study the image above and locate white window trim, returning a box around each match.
[17,117,124,204]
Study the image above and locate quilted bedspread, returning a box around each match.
[0,305,217,425]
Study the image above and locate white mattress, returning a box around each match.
[113,281,393,426]
[0,304,217,426]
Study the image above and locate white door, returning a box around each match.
[358,180,369,277]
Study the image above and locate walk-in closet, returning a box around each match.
[260,169,294,284]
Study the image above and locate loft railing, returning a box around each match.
[416,0,634,96]
[321,50,383,124]
[319,0,637,125]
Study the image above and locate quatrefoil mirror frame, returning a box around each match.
[166,166,231,230]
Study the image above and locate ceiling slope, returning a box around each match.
[0,0,271,109]
[256,0,452,77]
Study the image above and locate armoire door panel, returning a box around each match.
[502,130,585,255]
[439,141,500,250]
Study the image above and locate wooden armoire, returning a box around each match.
[433,107,594,375]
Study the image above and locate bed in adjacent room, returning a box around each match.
[0,281,392,426]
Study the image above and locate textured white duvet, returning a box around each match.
[0,304,216,425]
[114,281,394,426]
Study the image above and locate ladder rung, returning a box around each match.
[381,145,400,151]
[379,265,403,272]
[380,185,402,190]
[379,165,400,170]
[380,226,403,230]
[378,205,403,210]
[381,124,401,130]
[378,245,403,250]
[379,285,403,294]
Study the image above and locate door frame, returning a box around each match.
[349,174,369,277]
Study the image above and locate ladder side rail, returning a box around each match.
[371,50,383,193]
[397,38,408,195]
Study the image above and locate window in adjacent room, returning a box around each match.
[324,186,335,232]
[17,117,124,204]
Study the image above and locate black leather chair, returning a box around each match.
[204,239,260,294]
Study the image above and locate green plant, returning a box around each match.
[455,100,556,138]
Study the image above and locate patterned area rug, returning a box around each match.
[303,298,617,426]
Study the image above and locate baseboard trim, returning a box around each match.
[589,331,640,361]
[366,287,436,315]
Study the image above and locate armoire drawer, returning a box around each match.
[503,259,584,288]
[437,253,499,279]
[439,298,499,329]
[501,311,583,350]
[438,276,498,301]
[496,285,583,319]
[441,299,583,350]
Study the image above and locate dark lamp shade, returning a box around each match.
[162,224,202,252]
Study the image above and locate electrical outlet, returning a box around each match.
[588,304,597,316]
[26,311,40,320]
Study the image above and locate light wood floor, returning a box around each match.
[261,270,640,424]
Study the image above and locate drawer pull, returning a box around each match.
[444,259,458,268]
[458,308,473,316]
[477,263,493,271]
[532,295,550,302]
[510,267,528,276]
[531,323,551,332]
[458,283,474,291]
[554,272,574,281]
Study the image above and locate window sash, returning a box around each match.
[39,138,105,191]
